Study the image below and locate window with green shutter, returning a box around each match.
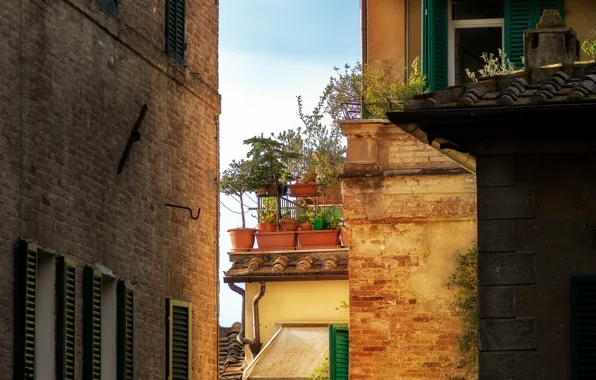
[118,281,135,380]
[504,0,564,69]
[84,266,102,380]
[14,240,38,380]
[571,275,596,379]
[56,256,76,380]
[166,298,192,380]
[329,324,349,380]
[423,0,449,91]
[165,0,186,65]
[98,0,118,18]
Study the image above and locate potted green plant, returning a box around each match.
[257,202,277,233]
[297,207,340,248]
[312,208,326,231]
[296,209,314,231]
[220,159,256,251]
[279,207,298,232]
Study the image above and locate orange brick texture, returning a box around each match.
[0,0,220,379]
[341,121,477,379]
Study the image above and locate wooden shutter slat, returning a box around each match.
[329,324,349,380]
[422,0,448,91]
[118,280,135,380]
[14,240,38,380]
[57,256,76,380]
[167,299,192,380]
[505,0,534,69]
[84,266,102,380]
[165,0,186,64]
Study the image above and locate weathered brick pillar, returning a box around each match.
[477,155,537,379]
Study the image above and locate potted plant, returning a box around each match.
[257,202,277,233]
[296,209,314,231]
[220,159,256,251]
[279,207,298,232]
[313,208,326,231]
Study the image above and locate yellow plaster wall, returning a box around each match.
[367,0,595,74]
[566,0,596,61]
[244,280,349,349]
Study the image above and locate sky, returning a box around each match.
[218,1,361,326]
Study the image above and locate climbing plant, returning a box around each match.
[446,246,479,380]
[310,357,330,380]
[582,30,596,58]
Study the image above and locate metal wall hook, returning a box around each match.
[165,204,201,220]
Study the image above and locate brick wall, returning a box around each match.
[341,121,477,379]
[0,0,220,378]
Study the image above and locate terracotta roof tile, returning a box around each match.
[401,62,596,111]
[219,324,244,380]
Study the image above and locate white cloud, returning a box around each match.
[218,49,337,326]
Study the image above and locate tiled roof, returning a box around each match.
[219,324,244,380]
[225,249,349,280]
[401,62,596,111]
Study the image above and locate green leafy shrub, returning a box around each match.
[310,357,330,380]
[582,30,596,58]
[466,49,516,82]
[446,246,479,380]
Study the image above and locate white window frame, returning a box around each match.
[447,0,504,86]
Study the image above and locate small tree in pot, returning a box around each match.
[221,159,256,251]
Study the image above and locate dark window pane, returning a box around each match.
[455,27,502,85]
[453,0,504,20]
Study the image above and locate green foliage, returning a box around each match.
[280,207,293,220]
[466,49,516,82]
[296,209,314,224]
[257,198,277,223]
[220,159,252,227]
[297,94,346,189]
[310,357,330,380]
[446,246,479,380]
[582,30,596,58]
[326,57,426,119]
[243,134,301,190]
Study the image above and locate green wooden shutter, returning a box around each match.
[571,275,596,379]
[505,0,565,69]
[118,281,135,380]
[329,324,349,380]
[165,0,186,65]
[56,257,76,380]
[166,298,192,380]
[98,0,118,18]
[84,267,102,380]
[423,0,448,91]
[14,240,38,380]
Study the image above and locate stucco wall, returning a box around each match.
[244,280,349,349]
[341,121,477,379]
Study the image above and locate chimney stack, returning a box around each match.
[524,9,580,69]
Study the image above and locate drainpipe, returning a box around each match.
[228,283,249,344]
[249,282,266,356]
[362,0,368,65]
[399,124,477,173]
[405,0,409,80]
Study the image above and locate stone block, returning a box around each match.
[477,155,515,187]
[479,318,537,351]
[346,137,378,163]
[478,252,536,286]
[479,352,515,380]
[478,220,516,253]
[478,187,535,220]
[479,287,516,318]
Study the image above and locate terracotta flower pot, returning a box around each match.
[297,230,340,247]
[279,219,298,232]
[227,228,256,251]
[258,222,277,233]
[299,222,313,231]
[340,227,351,247]
[288,182,318,197]
[255,231,297,250]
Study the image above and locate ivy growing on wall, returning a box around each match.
[446,246,479,380]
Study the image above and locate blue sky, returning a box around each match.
[218,1,361,326]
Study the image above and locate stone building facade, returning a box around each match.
[340,121,477,379]
[1,0,220,378]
